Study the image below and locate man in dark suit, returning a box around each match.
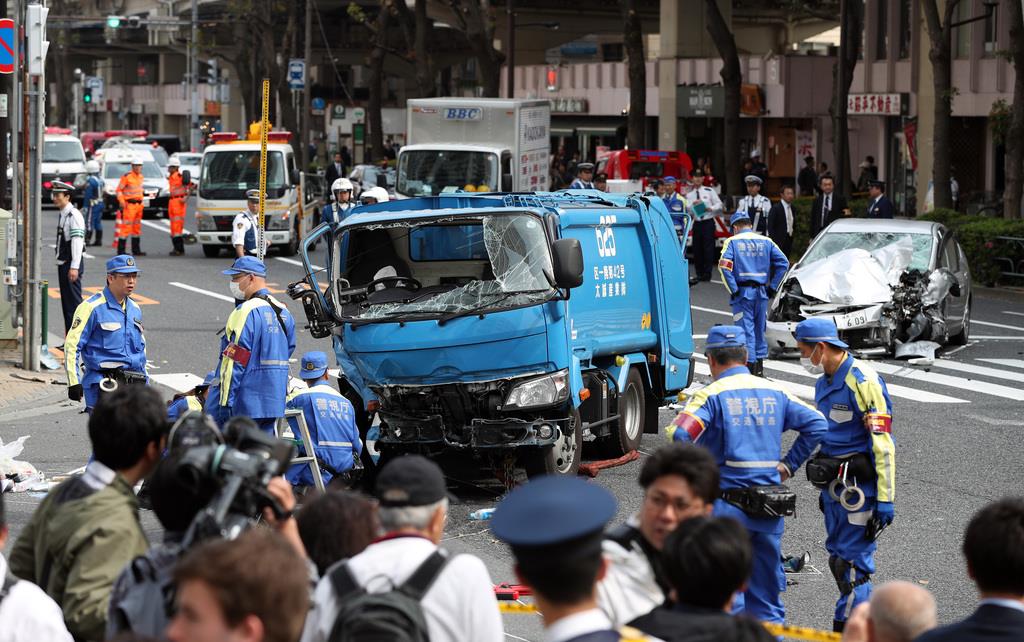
[810,173,848,238]
[866,180,895,218]
[325,152,345,187]
[767,184,795,256]
[916,497,1024,642]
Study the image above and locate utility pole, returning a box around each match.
[189,0,199,151]
[24,1,46,372]
[301,0,312,172]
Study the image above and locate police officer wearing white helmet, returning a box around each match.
[82,160,105,247]
[323,177,356,225]
[359,186,389,205]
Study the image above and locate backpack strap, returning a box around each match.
[254,294,289,336]
[398,549,450,601]
[327,560,363,602]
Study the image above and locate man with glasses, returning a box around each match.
[212,256,296,433]
[64,255,148,412]
[597,443,719,626]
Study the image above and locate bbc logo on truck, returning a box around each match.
[443,108,483,121]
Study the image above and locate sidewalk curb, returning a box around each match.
[0,388,78,423]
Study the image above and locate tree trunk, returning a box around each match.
[414,0,435,97]
[451,0,504,97]
[367,7,389,160]
[704,0,742,195]
[268,0,299,138]
[922,0,959,210]
[1004,0,1024,219]
[621,0,646,150]
[834,0,863,197]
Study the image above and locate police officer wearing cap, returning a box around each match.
[492,476,655,642]
[718,212,789,377]
[323,178,356,225]
[794,318,895,633]
[666,325,826,625]
[213,256,296,433]
[684,171,725,281]
[52,181,87,334]
[64,255,148,411]
[660,177,687,226]
[866,180,894,219]
[232,189,266,258]
[284,351,361,488]
[167,370,216,422]
[569,162,596,190]
[735,175,772,236]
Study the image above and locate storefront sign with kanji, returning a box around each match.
[847,93,907,116]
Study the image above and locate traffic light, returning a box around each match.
[106,15,121,28]
[83,87,92,104]
[206,58,219,84]
[26,4,49,77]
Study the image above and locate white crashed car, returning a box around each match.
[766,219,971,356]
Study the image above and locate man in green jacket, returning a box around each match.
[9,385,167,641]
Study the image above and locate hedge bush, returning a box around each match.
[920,209,1024,286]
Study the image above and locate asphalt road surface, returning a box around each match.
[4,201,1024,640]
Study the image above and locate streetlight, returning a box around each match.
[505,3,559,99]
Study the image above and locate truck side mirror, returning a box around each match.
[551,238,584,289]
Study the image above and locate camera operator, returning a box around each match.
[9,386,166,642]
[167,529,310,642]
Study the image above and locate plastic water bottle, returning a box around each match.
[468,508,495,521]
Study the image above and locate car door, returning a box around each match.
[938,234,967,331]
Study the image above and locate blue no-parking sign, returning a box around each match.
[0,19,15,75]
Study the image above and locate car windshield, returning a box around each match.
[136,145,168,166]
[396,150,496,197]
[333,212,554,321]
[43,141,85,163]
[176,154,201,165]
[802,231,933,271]
[628,161,664,180]
[199,150,287,199]
[104,162,165,180]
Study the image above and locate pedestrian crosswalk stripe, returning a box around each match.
[691,305,731,317]
[972,335,1024,340]
[978,358,1024,370]
[150,372,204,393]
[971,319,1024,332]
[168,281,236,302]
[928,359,1024,384]
[868,361,1024,402]
[762,358,969,404]
[275,256,325,271]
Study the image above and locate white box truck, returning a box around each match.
[395,98,550,198]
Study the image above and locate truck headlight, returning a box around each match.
[503,370,569,410]
[196,213,216,231]
[267,213,290,230]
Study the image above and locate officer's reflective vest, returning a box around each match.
[117,172,144,205]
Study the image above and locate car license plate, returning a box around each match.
[143,198,151,207]
[838,311,868,329]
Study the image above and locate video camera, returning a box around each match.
[177,416,296,548]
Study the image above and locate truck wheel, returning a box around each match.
[201,245,221,258]
[523,409,581,478]
[598,368,645,458]
[281,220,300,256]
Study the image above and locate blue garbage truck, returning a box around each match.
[289,191,695,477]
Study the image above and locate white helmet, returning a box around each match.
[85,160,100,173]
[130,154,144,165]
[331,177,354,193]
[168,157,181,167]
[360,186,390,204]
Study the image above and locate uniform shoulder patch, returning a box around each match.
[71,316,81,330]
[237,223,245,229]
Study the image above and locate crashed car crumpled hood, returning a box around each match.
[789,236,915,304]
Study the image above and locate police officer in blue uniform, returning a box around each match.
[492,475,654,642]
[64,255,149,411]
[323,178,356,225]
[661,176,687,230]
[718,212,790,377]
[794,318,896,633]
[285,351,362,488]
[83,160,105,247]
[167,370,216,422]
[569,162,596,190]
[232,190,264,259]
[666,325,826,624]
[213,256,297,433]
[735,176,772,236]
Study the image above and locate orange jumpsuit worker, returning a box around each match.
[116,155,147,256]
[167,157,190,256]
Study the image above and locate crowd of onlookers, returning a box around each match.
[0,388,1021,642]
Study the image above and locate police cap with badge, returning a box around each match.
[50,180,75,197]
[576,162,595,174]
[299,351,329,380]
[744,175,763,186]
[107,254,140,274]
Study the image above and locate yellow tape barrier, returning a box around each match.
[496,603,841,642]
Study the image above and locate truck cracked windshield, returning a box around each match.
[331,212,556,322]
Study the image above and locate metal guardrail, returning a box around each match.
[993,236,1024,279]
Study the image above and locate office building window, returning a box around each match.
[954,1,971,59]
[876,0,889,59]
[984,4,998,56]
[899,0,912,59]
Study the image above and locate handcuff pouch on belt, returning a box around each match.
[807,453,875,512]
[98,369,147,395]
[721,484,797,519]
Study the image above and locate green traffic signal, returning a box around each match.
[106,15,121,28]
[83,88,92,103]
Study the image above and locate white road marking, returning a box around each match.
[762,358,969,404]
[926,359,1024,384]
[867,361,1024,402]
[140,218,193,235]
[691,305,731,317]
[970,335,1024,340]
[692,354,817,400]
[971,319,1024,332]
[1003,311,1024,317]
[274,256,325,271]
[978,358,1024,370]
[150,372,204,393]
[168,281,236,302]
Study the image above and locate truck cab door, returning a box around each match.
[501,152,512,191]
[653,205,695,391]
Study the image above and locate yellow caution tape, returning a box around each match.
[498,603,840,642]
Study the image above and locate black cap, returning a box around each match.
[691,168,704,178]
[375,454,447,507]
[595,172,608,181]
[804,155,815,163]
[869,180,886,191]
